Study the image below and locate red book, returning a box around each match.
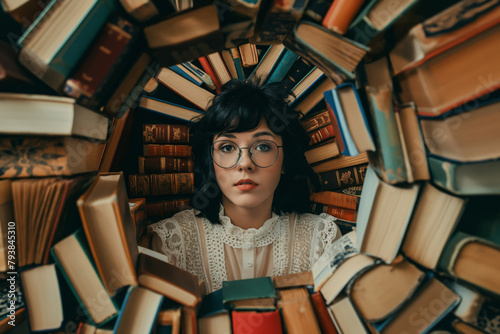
[310,292,338,334]
[232,310,283,334]
[310,191,359,210]
[308,124,335,146]
[198,56,222,93]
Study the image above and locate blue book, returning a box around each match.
[113,286,164,333]
[17,0,116,91]
[247,44,286,85]
[267,49,299,83]
[169,64,203,86]
[324,83,375,156]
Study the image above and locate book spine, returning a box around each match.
[281,58,314,92]
[300,110,331,133]
[308,124,335,146]
[312,203,357,222]
[317,164,368,191]
[146,198,191,218]
[321,0,364,35]
[310,292,338,334]
[142,124,190,144]
[229,47,246,80]
[310,191,359,210]
[198,56,222,93]
[267,50,299,83]
[138,157,193,174]
[128,173,194,197]
[143,144,192,157]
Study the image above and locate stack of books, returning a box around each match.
[1,0,500,332]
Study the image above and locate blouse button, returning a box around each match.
[247,262,253,267]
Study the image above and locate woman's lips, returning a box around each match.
[235,179,258,191]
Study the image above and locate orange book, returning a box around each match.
[322,0,365,35]
[310,191,359,210]
[310,292,338,334]
[312,203,357,222]
[198,56,222,93]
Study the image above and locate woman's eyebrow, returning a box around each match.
[253,131,276,138]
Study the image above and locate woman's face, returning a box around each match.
[212,119,284,213]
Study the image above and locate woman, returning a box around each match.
[149,79,340,293]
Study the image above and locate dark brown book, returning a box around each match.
[143,144,192,157]
[138,156,193,174]
[317,163,368,191]
[310,291,338,334]
[63,15,142,109]
[137,251,202,308]
[281,57,314,92]
[129,198,147,242]
[146,198,191,218]
[128,173,194,197]
[142,124,190,144]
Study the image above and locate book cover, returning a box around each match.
[309,292,338,334]
[321,0,364,35]
[278,287,321,334]
[231,309,283,334]
[223,276,277,310]
[317,163,368,191]
[267,49,299,83]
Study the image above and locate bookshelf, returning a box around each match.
[1,0,499,333]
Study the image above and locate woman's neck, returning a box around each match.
[222,201,273,229]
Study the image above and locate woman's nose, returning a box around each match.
[237,149,255,171]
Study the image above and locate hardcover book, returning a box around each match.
[232,309,283,334]
[223,276,277,310]
[316,163,368,191]
[128,173,194,197]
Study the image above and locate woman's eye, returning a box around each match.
[220,144,236,153]
[255,143,272,152]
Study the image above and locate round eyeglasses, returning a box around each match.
[211,140,283,169]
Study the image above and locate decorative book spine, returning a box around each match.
[138,157,193,173]
[143,144,192,157]
[300,110,331,132]
[146,198,191,218]
[311,203,357,222]
[128,173,194,197]
[317,164,368,191]
[310,191,359,210]
[142,124,190,144]
[308,124,335,146]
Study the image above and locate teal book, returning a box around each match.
[229,48,246,80]
[51,229,119,327]
[17,0,116,91]
[222,277,277,310]
[428,156,500,196]
[364,84,407,184]
[247,44,286,85]
[267,49,299,84]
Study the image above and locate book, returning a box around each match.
[228,47,246,80]
[438,231,500,296]
[138,95,203,122]
[395,23,500,116]
[308,123,335,146]
[300,109,331,133]
[427,155,500,195]
[20,264,64,332]
[374,277,460,334]
[348,255,426,323]
[62,15,142,110]
[419,98,500,163]
[220,49,239,79]
[169,64,204,86]
[309,292,338,334]
[17,0,116,91]
[356,165,420,264]
[324,83,375,156]
[284,21,369,84]
[303,0,333,23]
[346,0,420,46]
[77,172,139,295]
[277,287,322,334]
[0,93,110,140]
[113,286,164,334]
[142,124,190,144]
[321,0,364,35]
[447,280,489,326]
[182,61,217,91]
[145,197,191,218]
[198,289,231,334]
[288,68,325,104]
[311,151,369,174]
[311,203,357,222]
[198,55,222,93]
[293,77,336,116]
[310,191,359,210]
[128,173,194,197]
[118,0,162,22]
[272,271,314,290]
[155,67,214,111]
[206,52,232,85]
[281,57,315,93]
[316,163,368,191]
[51,229,118,326]
[11,175,95,267]
[231,309,283,334]
[267,49,299,84]
[153,300,182,334]
[0,179,13,272]
[248,44,286,86]
[137,251,203,307]
[389,1,500,76]
[129,198,147,242]
[304,138,340,164]
[143,144,192,157]
[328,293,368,333]
[402,183,466,270]
[222,276,277,310]
[238,43,259,67]
[144,4,225,66]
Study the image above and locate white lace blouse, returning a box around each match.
[149,206,341,294]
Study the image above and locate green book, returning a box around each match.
[222,277,277,310]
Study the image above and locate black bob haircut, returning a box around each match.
[190,78,320,225]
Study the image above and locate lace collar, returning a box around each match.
[210,205,288,248]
